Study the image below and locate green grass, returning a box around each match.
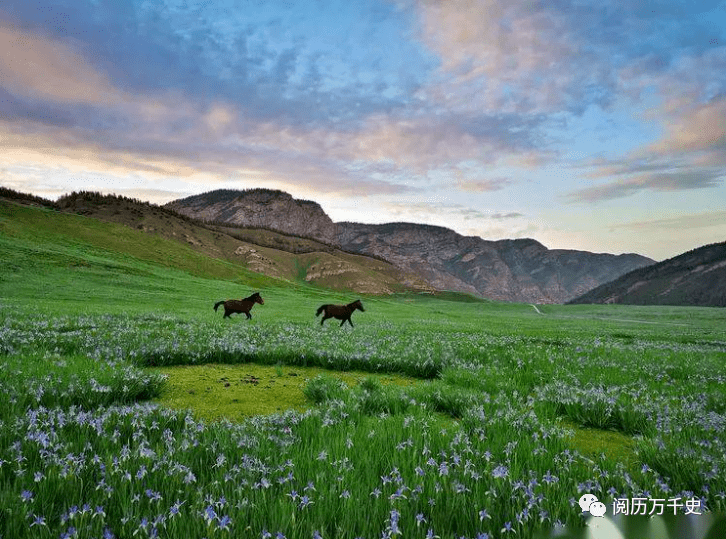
[151,363,420,422]
[2,200,726,539]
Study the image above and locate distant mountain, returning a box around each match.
[167,189,654,303]
[568,241,726,307]
[165,189,341,246]
[338,222,653,303]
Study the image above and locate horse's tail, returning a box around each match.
[214,300,225,312]
[315,305,327,317]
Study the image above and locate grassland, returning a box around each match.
[1,199,725,539]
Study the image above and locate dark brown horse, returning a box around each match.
[214,292,264,319]
[316,299,365,327]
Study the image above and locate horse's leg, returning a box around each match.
[246,311,252,320]
[223,308,231,318]
[340,317,347,327]
[347,317,354,327]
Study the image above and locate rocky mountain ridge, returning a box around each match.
[337,221,652,303]
[166,189,340,246]
[167,189,654,303]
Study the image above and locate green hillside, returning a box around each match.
[0,199,474,319]
[0,200,297,313]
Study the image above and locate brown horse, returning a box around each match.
[316,299,365,327]
[214,292,264,319]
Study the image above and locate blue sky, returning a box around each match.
[1,0,725,260]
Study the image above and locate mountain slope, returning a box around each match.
[338,222,653,303]
[50,191,432,295]
[568,241,726,307]
[167,189,654,303]
[166,189,340,246]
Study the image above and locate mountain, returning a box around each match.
[167,189,654,303]
[338,222,653,303]
[568,241,726,307]
[165,189,340,246]
[48,190,433,295]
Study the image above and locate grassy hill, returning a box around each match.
[51,191,434,296]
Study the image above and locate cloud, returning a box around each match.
[0,24,126,106]
[646,98,726,159]
[568,169,724,202]
[382,200,523,221]
[456,177,513,192]
[567,42,726,203]
[490,212,524,220]
[610,210,726,231]
[403,0,619,115]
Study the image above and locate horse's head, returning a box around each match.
[253,292,264,305]
[354,299,364,312]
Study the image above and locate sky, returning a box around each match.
[1,0,726,261]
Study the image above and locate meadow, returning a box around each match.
[1,200,726,538]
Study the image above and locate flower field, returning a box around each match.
[1,302,725,539]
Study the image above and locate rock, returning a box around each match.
[166,189,340,246]
[337,222,653,303]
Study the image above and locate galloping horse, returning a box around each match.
[214,292,264,319]
[315,299,365,327]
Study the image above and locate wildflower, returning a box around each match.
[340,490,351,499]
[298,495,313,509]
[103,528,115,539]
[169,500,185,518]
[492,465,508,479]
[389,509,401,535]
[476,534,490,539]
[145,489,162,502]
[29,515,46,527]
[415,513,426,526]
[20,489,33,502]
[217,515,232,531]
[203,505,218,525]
[313,531,323,539]
[479,509,491,521]
[542,470,558,484]
[426,529,439,539]
[501,521,515,534]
